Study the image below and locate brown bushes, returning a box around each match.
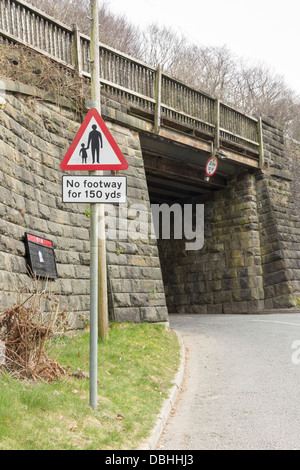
[0,303,67,381]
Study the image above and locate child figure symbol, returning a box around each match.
[79,144,88,164]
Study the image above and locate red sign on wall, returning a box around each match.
[25,233,58,279]
[26,233,53,248]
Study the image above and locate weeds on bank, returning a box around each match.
[0,322,180,450]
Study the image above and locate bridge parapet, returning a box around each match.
[0,0,261,161]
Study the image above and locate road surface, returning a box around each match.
[158,313,300,450]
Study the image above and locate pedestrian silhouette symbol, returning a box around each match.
[87,124,103,164]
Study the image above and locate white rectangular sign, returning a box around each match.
[62,176,127,203]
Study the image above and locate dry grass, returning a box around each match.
[0,41,89,112]
[0,304,67,381]
[0,275,77,382]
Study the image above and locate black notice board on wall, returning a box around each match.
[25,233,58,280]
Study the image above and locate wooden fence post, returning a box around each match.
[214,99,220,153]
[73,24,82,75]
[154,64,162,134]
[257,116,265,168]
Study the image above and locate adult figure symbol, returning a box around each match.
[87,124,103,163]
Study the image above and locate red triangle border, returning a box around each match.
[60,108,129,171]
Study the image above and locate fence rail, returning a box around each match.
[0,0,260,159]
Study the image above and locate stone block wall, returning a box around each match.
[158,172,265,314]
[104,121,168,323]
[158,117,300,314]
[0,79,168,323]
[1,77,299,319]
[0,86,91,317]
[257,117,300,308]
[289,139,300,215]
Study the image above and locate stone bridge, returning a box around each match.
[0,0,300,322]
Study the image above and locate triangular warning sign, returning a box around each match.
[60,108,129,171]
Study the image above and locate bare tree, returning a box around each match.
[193,45,239,99]
[231,60,300,139]
[28,0,143,57]
[28,0,90,28]
[26,1,300,140]
[140,20,300,139]
[141,24,191,74]
[98,6,142,58]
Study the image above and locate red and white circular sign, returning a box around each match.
[205,156,218,177]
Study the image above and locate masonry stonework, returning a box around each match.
[104,121,168,323]
[157,117,300,314]
[258,117,300,309]
[158,172,265,314]
[0,80,168,323]
[0,79,299,320]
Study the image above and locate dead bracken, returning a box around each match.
[0,304,67,382]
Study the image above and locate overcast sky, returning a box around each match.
[107,0,300,95]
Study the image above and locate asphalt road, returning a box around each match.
[157,313,300,450]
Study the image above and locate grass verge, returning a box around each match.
[0,322,180,450]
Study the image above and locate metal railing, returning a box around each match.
[0,0,261,159]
